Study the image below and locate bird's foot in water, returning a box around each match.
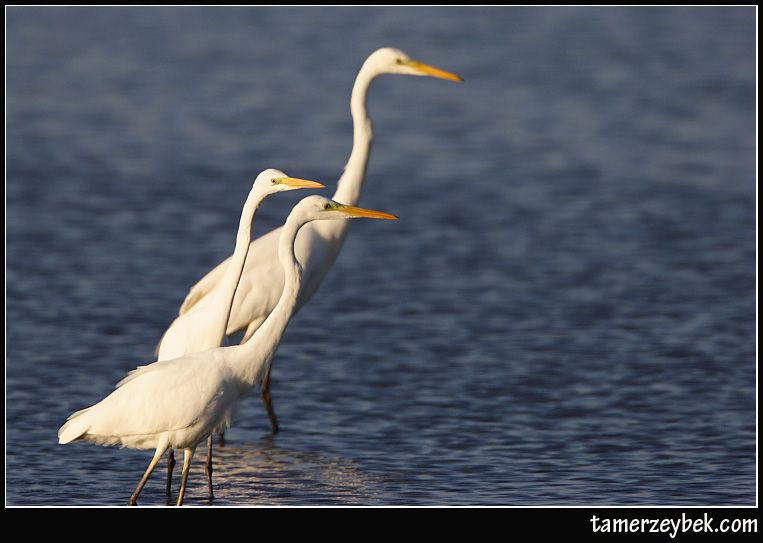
[205,458,214,501]
[165,450,176,496]
[263,390,280,434]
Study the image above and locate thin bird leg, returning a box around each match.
[261,365,280,434]
[205,435,214,500]
[176,447,196,506]
[166,449,176,496]
[128,445,168,506]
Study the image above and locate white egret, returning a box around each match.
[155,168,325,499]
[58,195,397,506]
[170,48,462,432]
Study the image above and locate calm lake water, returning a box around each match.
[6,7,756,506]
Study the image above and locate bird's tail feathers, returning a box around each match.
[58,407,92,444]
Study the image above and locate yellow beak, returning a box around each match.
[276,177,326,189]
[338,204,399,221]
[406,60,464,82]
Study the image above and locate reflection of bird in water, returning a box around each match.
[203,436,382,506]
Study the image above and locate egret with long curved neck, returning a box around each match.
[167,48,462,432]
[156,168,324,499]
[59,195,398,506]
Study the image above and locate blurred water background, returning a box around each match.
[6,6,756,506]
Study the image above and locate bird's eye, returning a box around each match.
[271,179,277,184]
[324,203,332,210]
[395,58,404,64]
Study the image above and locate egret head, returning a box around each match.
[293,195,399,223]
[365,47,463,82]
[253,168,325,195]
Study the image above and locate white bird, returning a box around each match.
[169,47,462,432]
[58,195,397,506]
[155,168,325,499]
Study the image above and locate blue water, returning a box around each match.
[6,7,756,506]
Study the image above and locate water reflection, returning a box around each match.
[178,437,382,506]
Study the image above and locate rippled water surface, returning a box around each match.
[6,7,756,506]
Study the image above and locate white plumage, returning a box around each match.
[59,351,238,450]
[155,170,324,362]
[58,195,397,506]
[169,48,462,431]
[153,168,323,498]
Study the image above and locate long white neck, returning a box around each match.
[204,185,267,347]
[226,214,304,387]
[332,61,377,206]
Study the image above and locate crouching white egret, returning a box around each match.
[155,169,325,499]
[171,47,462,432]
[58,195,397,506]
